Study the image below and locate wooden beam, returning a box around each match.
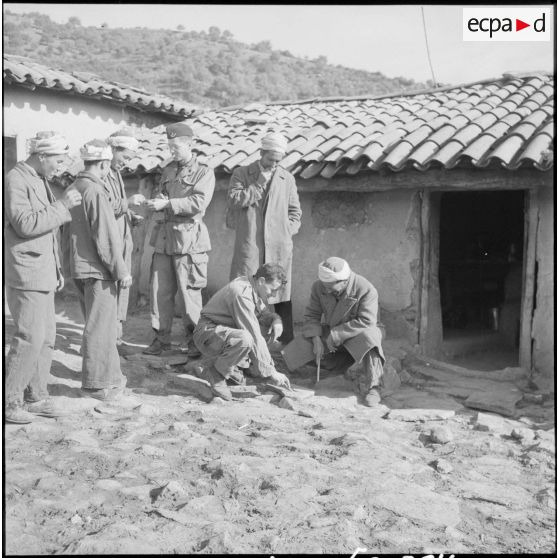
[519,189,538,371]
[213,168,553,193]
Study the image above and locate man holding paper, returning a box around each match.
[281,257,385,407]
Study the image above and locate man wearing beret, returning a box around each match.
[66,140,132,400]
[4,131,82,423]
[227,131,302,346]
[282,257,386,407]
[105,128,145,354]
[144,123,215,356]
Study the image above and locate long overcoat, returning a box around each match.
[303,272,385,364]
[227,161,302,304]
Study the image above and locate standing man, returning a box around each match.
[67,140,132,401]
[227,132,301,345]
[193,263,292,401]
[105,128,144,354]
[4,131,82,423]
[143,123,215,356]
[282,257,386,407]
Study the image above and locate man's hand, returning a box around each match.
[56,276,65,292]
[130,213,145,227]
[325,334,337,353]
[268,321,283,343]
[128,194,146,206]
[145,198,170,211]
[312,336,324,361]
[270,371,291,390]
[62,186,82,209]
[120,274,133,288]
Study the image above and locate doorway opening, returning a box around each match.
[438,190,525,370]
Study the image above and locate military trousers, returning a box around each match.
[5,287,55,406]
[74,278,125,390]
[193,319,256,379]
[150,252,206,344]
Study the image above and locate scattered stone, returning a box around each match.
[278,397,297,411]
[119,484,154,500]
[352,504,367,521]
[399,369,413,384]
[135,404,161,417]
[169,422,190,433]
[64,430,100,448]
[163,480,187,496]
[522,393,544,404]
[464,389,522,417]
[511,427,535,443]
[229,385,259,399]
[430,426,454,444]
[386,409,455,422]
[433,459,453,474]
[138,444,166,458]
[164,355,190,367]
[474,412,510,434]
[534,429,555,442]
[330,433,371,446]
[167,373,214,403]
[256,394,276,403]
[70,514,83,525]
[297,409,315,418]
[96,479,123,491]
[535,488,556,508]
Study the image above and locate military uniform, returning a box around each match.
[193,276,281,380]
[148,126,215,348]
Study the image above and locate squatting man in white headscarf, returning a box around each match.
[282,257,386,407]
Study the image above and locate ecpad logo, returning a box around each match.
[463,7,551,41]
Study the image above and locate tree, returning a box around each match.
[254,40,272,52]
[68,16,81,26]
[176,24,185,31]
[208,26,221,41]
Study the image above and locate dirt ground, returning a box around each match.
[4,294,556,555]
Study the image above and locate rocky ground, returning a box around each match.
[4,295,556,555]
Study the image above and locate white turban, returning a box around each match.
[107,130,139,151]
[261,132,288,154]
[29,132,69,155]
[80,140,112,161]
[318,257,351,282]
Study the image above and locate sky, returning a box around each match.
[4,3,555,85]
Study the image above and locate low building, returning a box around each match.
[3,53,201,173]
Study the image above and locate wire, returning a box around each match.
[421,6,438,87]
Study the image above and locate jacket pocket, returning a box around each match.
[187,252,208,288]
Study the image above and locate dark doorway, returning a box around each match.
[3,136,18,178]
[438,190,524,369]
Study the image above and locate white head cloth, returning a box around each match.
[261,132,288,154]
[318,257,351,282]
[80,140,112,161]
[107,129,139,151]
[29,132,69,155]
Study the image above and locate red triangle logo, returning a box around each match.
[516,19,530,31]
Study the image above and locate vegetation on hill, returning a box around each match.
[3,10,432,108]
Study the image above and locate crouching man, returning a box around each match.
[282,257,385,407]
[193,263,292,401]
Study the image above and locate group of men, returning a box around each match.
[4,123,385,424]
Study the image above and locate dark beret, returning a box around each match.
[166,123,194,139]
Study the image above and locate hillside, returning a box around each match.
[3,10,431,108]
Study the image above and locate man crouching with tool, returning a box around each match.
[192,263,292,401]
[282,257,385,407]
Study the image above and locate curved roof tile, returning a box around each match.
[114,72,552,177]
[4,53,200,118]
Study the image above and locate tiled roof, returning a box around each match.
[3,54,200,119]
[124,72,554,177]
